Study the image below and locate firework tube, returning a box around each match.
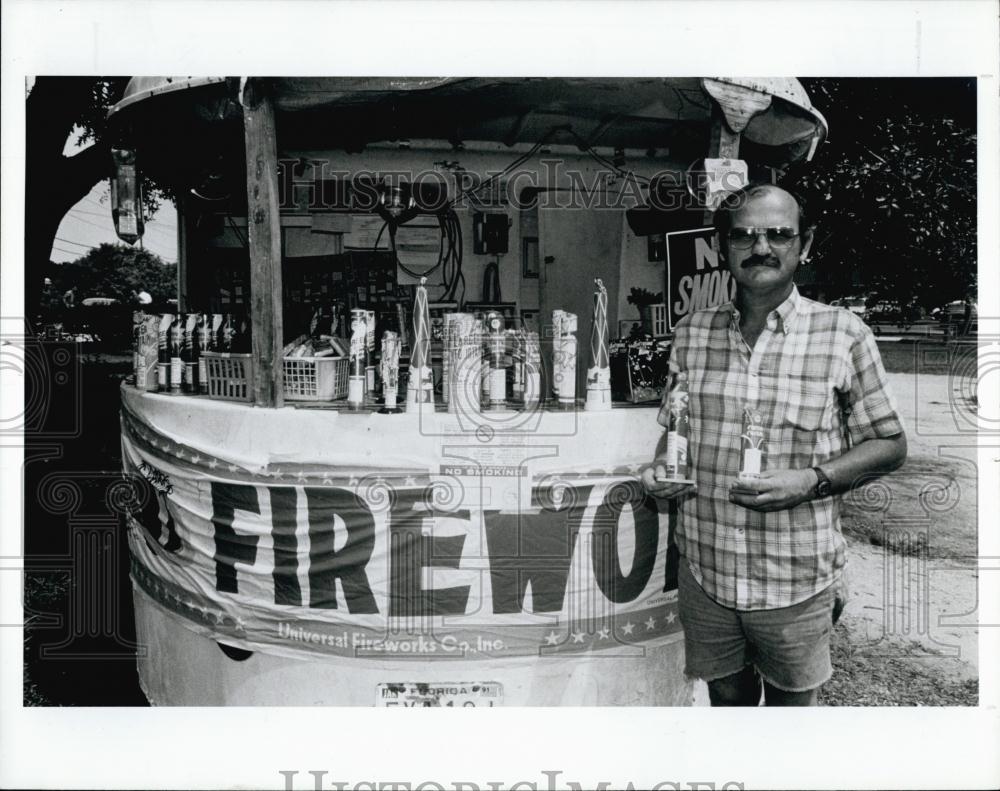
[657,370,695,483]
[485,311,506,409]
[197,313,211,394]
[442,313,460,405]
[157,314,172,391]
[169,313,184,394]
[379,331,401,413]
[554,310,577,408]
[183,313,199,393]
[348,309,367,410]
[585,278,612,411]
[523,331,541,409]
[365,309,376,396]
[449,313,481,416]
[406,277,434,410]
[395,302,409,350]
[508,329,523,402]
[551,310,564,400]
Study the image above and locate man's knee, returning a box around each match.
[707,666,761,706]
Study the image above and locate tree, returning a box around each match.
[25,78,168,303]
[47,244,176,305]
[789,78,977,309]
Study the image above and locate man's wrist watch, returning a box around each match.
[811,466,833,498]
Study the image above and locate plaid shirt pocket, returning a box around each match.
[783,380,832,432]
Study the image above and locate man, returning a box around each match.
[642,184,906,706]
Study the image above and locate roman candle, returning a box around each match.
[379,331,401,413]
[348,309,367,411]
[553,310,577,409]
[585,278,611,411]
[406,277,434,410]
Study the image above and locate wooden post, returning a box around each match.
[176,192,189,311]
[241,78,284,408]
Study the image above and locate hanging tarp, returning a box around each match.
[108,76,827,162]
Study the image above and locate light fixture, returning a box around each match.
[111,148,144,245]
[375,182,419,228]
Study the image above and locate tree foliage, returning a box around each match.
[44,243,176,305]
[789,78,977,308]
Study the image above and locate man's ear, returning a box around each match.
[799,228,814,261]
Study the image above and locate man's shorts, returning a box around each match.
[677,559,841,693]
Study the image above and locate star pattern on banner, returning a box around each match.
[536,605,681,654]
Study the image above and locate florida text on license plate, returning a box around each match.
[376,682,503,707]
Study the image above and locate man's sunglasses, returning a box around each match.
[727,227,800,249]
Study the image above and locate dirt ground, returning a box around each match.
[821,369,981,704]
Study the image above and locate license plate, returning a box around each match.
[376,681,503,707]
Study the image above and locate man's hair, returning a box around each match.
[712,183,812,238]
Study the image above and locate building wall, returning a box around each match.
[271,143,687,335]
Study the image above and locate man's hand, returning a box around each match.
[728,469,817,512]
[641,463,697,500]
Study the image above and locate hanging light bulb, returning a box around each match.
[111,148,144,245]
[376,181,418,227]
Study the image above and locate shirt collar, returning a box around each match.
[725,285,801,335]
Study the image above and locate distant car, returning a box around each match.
[935,300,977,323]
[830,296,867,317]
[863,300,905,325]
[934,300,977,336]
[81,297,120,307]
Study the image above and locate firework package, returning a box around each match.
[133,312,160,391]
[140,313,250,394]
[609,337,672,404]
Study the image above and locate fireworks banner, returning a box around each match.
[119,398,681,662]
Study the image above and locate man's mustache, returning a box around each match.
[741,254,781,268]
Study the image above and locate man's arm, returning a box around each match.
[729,433,907,512]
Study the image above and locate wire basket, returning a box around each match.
[283,356,349,401]
[202,352,254,402]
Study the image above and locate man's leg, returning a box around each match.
[708,665,762,707]
[762,680,818,706]
[742,583,837,708]
[676,560,751,704]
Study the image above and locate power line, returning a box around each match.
[66,213,114,232]
[54,236,94,249]
[70,207,114,219]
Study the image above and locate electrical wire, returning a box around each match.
[445,125,568,211]
[565,128,652,188]
[54,236,94,249]
[226,215,248,248]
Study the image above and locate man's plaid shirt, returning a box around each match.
[658,286,904,610]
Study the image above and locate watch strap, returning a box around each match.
[812,466,833,498]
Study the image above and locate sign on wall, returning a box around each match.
[665,226,737,330]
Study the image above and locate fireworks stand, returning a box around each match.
[110,78,826,706]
